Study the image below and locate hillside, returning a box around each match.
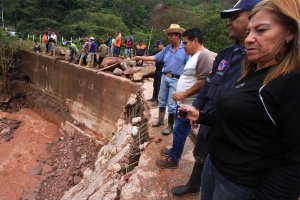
[3,0,236,52]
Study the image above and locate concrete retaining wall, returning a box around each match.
[18,51,142,138]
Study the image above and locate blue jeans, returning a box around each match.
[108,46,113,56]
[158,74,178,114]
[124,48,132,58]
[80,52,87,59]
[113,46,120,57]
[169,108,191,161]
[201,155,257,200]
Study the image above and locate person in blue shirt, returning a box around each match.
[87,37,97,68]
[135,24,189,135]
[171,0,262,197]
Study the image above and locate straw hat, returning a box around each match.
[163,24,185,34]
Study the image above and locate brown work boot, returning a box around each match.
[156,158,178,169]
[160,147,171,157]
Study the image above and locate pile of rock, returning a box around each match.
[100,57,156,82]
[62,93,149,200]
[0,118,21,141]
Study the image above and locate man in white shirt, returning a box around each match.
[156,28,216,169]
[48,31,57,56]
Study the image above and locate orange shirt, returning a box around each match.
[136,44,146,49]
[135,44,147,56]
[114,35,122,47]
[42,35,47,44]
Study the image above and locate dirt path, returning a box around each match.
[123,79,199,200]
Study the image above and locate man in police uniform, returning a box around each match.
[148,40,165,106]
[171,0,262,197]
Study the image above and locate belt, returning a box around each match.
[163,72,180,79]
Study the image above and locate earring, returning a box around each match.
[286,40,290,43]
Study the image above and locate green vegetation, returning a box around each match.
[3,0,237,52]
[0,28,22,91]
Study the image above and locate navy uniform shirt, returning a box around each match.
[192,42,246,137]
[153,50,164,72]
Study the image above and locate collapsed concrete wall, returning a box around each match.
[17,51,142,138]
[61,92,150,200]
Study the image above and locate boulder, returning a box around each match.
[132,72,143,82]
[139,66,156,78]
[100,57,123,68]
[123,67,142,76]
[120,62,129,70]
[113,68,123,76]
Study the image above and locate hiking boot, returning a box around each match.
[171,184,200,197]
[160,147,171,157]
[162,114,175,135]
[152,108,165,127]
[156,158,178,169]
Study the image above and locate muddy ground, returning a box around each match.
[0,91,102,200]
[35,130,101,200]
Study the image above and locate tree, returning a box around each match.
[0,29,20,91]
[63,12,129,39]
[2,0,235,53]
[150,1,232,52]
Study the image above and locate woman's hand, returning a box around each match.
[178,104,200,121]
[190,120,199,129]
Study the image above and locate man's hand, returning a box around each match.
[133,56,141,61]
[173,92,186,102]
